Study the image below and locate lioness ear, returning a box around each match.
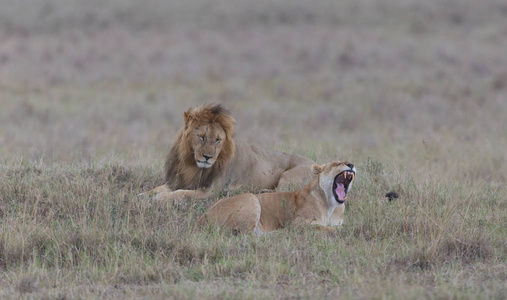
[312,164,325,175]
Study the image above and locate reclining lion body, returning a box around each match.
[148,104,315,201]
[195,161,356,234]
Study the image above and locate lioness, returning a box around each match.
[195,161,356,234]
[147,104,315,202]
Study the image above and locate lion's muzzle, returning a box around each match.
[196,161,213,168]
[196,154,215,168]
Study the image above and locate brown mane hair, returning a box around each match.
[164,104,236,190]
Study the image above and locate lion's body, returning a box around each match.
[195,161,356,235]
[148,104,315,201]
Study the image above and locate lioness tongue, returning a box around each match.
[335,183,346,200]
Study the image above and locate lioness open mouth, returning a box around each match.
[333,171,355,203]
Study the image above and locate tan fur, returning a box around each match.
[195,161,357,235]
[146,104,315,202]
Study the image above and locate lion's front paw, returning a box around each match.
[138,184,173,199]
[153,190,188,206]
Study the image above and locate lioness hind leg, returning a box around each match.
[276,163,315,191]
[195,193,261,235]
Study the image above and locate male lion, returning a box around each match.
[194,161,356,234]
[147,104,315,202]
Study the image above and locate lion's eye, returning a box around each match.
[215,138,221,144]
[199,136,205,142]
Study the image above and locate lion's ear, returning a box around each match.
[183,111,193,126]
[312,164,325,175]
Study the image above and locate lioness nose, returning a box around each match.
[347,163,354,169]
[203,154,213,161]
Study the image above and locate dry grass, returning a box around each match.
[1,0,507,298]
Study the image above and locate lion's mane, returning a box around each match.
[164,104,236,190]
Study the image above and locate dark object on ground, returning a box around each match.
[385,191,399,202]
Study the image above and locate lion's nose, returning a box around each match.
[203,154,213,161]
[346,163,354,169]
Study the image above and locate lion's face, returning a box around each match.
[165,104,236,189]
[188,122,227,169]
[313,161,356,205]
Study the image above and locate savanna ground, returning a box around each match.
[1,0,507,298]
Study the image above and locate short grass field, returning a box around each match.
[1,0,507,298]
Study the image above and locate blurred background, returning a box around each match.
[1,0,506,184]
